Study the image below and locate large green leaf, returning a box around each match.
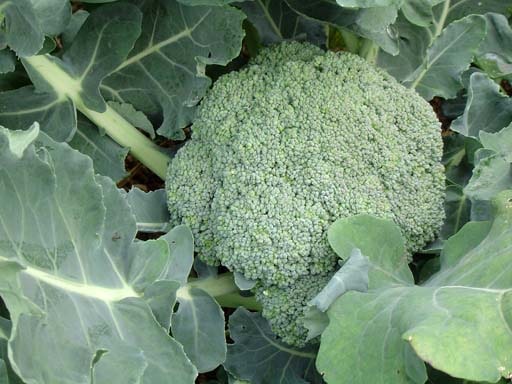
[317,206,512,383]
[238,0,325,45]
[441,184,470,239]
[0,124,197,383]
[0,2,171,178]
[28,0,71,36]
[0,0,71,57]
[441,0,512,25]
[464,123,512,203]
[0,49,14,74]
[0,3,142,140]
[476,13,512,79]
[68,115,129,182]
[125,188,171,233]
[173,287,227,373]
[0,0,43,57]
[224,308,322,384]
[285,0,399,54]
[102,0,245,139]
[403,15,486,99]
[0,320,22,384]
[377,1,512,87]
[451,72,512,138]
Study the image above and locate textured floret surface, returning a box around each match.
[167,42,445,346]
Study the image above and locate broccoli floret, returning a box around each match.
[254,273,333,347]
[167,41,445,345]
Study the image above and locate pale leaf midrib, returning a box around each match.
[114,10,212,72]
[0,255,138,301]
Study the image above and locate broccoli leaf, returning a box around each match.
[476,13,512,80]
[0,124,197,383]
[286,0,399,54]
[464,123,512,204]
[0,0,44,57]
[101,0,245,139]
[317,201,512,383]
[441,184,471,239]
[378,2,512,87]
[0,3,142,140]
[173,287,227,373]
[68,115,129,182]
[0,319,22,384]
[125,188,171,233]
[28,0,71,36]
[451,72,512,138]
[224,308,322,384]
[0,50,15,74]
[404,15,486,99]
[238,0,325,45]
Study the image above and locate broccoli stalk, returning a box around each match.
[23,55,170,179]
[179,273,262,311]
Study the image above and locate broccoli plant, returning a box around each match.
[167,41,445,345]
[0,1,512,384]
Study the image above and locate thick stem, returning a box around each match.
[22,54,170,179]
[339,29,361,54]
[182,272,262,311]
[80,104,169,179]
[359,39,379,65]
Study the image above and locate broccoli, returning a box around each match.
[167,42,445,346]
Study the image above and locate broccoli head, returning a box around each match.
[167,42,445,345]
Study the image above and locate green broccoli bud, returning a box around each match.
[167,41,445,345]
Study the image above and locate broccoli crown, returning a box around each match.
[254,273,332,346]
[167,41,445,345]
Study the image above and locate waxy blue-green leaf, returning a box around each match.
[173,287,227,373]
[125,188,171,233]
[441,0,512,25]
[0,0,43,57]
[60,10,89,48]
[401,0,437,27]
[465,123,512,203]
[441,184,471,239]
[452,72,512,138]
[328,215,411,288]
[0,49,15,74]
[304,248,369,341]
[309,249,369,312]
[285,0,399,54]
[0,3,142,139]
[69,115,128,181]
[476,13,512,79]
[0,319,22,384]
[404,14,486,99]
[376,13,430,81]
[101,0,245,139]
[0,0,71,57]
[336,0,402,7]
[0,124,197,384]
[238,0,325,45]
[29,0,71,36]
[285,0,358,28]
[377,1,510,86]
[107,101,155,138]
[162,225,195,286]
[317,204,512,383]
[0,3,170,179]
[0,86,76,141]
[225,308,321,384]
